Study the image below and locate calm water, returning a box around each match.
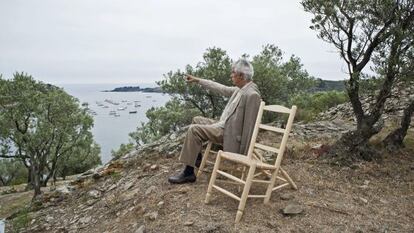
[61,84,170,163]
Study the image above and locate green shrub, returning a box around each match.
[290,91,349,122]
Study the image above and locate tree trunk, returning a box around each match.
[331,72,385,161]
[330,119,382,163]
[383,99,414,150]
[41,176,49,187]
[25,167,34,191]
[30,158,42,198]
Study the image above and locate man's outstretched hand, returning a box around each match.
[184,74,200,84]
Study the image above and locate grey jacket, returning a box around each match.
[199,79,262,155]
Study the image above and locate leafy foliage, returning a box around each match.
[252,44,316,105]
[130,98,200,146]
[58,142,101,179]
[157,47,232,118]
[131,45,318,144]
[0,158,27,186]
[111,142,135,160]
[291,91,349,122]
[0,73,101,196]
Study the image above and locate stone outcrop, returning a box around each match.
[318,80,414,122]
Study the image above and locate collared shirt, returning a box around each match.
[213,82,253,128]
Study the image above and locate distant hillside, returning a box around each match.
[103,86,163,93]
[310,79,346,92]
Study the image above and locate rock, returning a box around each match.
[45,216,54,222]
[311,144,322,149]
[56,185,72,194]
[123,181,135,191]
[143,163,152,171]
[282,203,304,215]
[356,196,368,204]
[169,133,177,140]
[79,216,92,224]
[145,186,157,196]
[184,221,194,226]
[144,211,158,221]
[280,193,295,200]
[122,188,140,201]
[108,184,117,191]
[135,225,145,233]
[266,221,279,229]
[157,201,164,207]
[150,164,158,170]
[86,199,98,206]
[88,190,102,199]
[379,199,389,204]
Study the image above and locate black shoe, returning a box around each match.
[195,153,202,168]
[168,170,196,184]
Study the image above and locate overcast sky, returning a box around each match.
[0,0,349,85]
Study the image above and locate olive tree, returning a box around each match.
[0,73,101,198]
[302,0,414,159]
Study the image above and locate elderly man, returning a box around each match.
[168,59,261,184]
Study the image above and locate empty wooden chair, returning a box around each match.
[205,102,297,223]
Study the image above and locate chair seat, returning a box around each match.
[219,151,276,170]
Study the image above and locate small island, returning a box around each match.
[103,86,163,93]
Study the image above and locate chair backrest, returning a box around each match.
[246,101,297,167]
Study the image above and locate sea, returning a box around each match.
[61,83,170,164]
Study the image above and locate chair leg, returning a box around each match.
[197,141,212,177]
[238,166,247,193]
[205,150,222,204]
[263,168,280,204]
[280,167,297,190]
[235,164,256,223]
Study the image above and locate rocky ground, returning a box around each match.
[1,119,413,233]
[1,81,413,232]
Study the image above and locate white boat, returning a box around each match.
[117,107,127,111]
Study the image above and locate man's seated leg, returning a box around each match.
[195,152,202,168]
[168,122,223,184]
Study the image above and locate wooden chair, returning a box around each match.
[204,102,297,223]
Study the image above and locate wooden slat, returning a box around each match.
[252,179,271,184]
[216,180,241,185]
[276,176,287,182]
[217,170,245,184]
[253,171,263,178]
[272,183,290,191]
[255,143,280,154]
[248,195,266,198]
[259,124,285,134]
[263,105,291,114]
[213,185,241,201]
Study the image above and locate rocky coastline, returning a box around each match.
[102,86,163,93]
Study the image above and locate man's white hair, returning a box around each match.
[232,59,254,81]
